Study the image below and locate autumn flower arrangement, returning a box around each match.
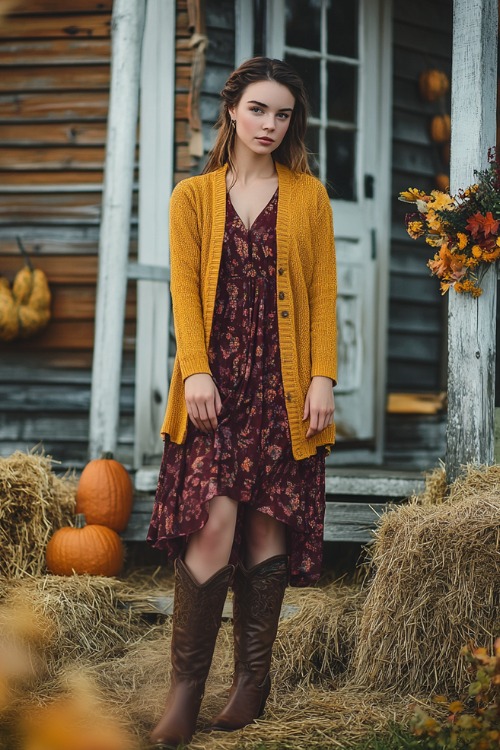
[399,148,500,296]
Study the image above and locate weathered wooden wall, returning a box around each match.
[0,0,136,468]
[384,0,453,469]
[388,0,452,393]
[174,0,194,183]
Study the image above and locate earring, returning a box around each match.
[231,119,236,128]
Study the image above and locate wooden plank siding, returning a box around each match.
[0,0,136,469]
[174,0,194,182]
[388,0,452,394]
[190,0,235,173]
[383,1,452,469]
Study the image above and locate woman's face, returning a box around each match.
[229,79,295,157]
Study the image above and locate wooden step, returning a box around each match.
[124,496,399,544]
[134,466,425,498]
[125,467,425,545]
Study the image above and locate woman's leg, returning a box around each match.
[244,507,287,567]
[209,509,288,732]
[184,494,239,582]
[149,495,238,747]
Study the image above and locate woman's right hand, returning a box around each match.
[184,373,222,433]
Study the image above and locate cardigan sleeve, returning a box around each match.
[309,184,338,385]
[169,181,212,381]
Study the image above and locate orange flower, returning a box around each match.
[428,243,453,278]
[472,245,483,258]
[457,232,468,250]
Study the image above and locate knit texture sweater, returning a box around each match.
[161,161,337,460]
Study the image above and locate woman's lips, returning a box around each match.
[256,137,274,144]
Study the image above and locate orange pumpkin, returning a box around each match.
[76,452,133,532]
[46,514,124,577]
[435,173,450,192]
[419,69,450,101]
[430,114,451,143]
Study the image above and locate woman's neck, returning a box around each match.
[229,142,276,185]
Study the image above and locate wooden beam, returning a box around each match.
[446,0,498,483]
[133,0,175,469]
[89,0,145,459]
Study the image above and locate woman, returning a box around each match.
[147,56,337,748]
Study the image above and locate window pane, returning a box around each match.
[327,62,357,122]
[326,129,356,200]
[305,125,320,176]
[285,0,321,51]
[285,54,320,117]
[327,0,358,58]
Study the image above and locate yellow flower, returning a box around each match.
[425,234,442,247]
[472,245,483,258]
[428,190,455,210]
[482,246,500,262]
[407,220,425,239]
[455,279,482,297]
[426,209,443,233]
[399,187,426,202]
[464,184,479,196]
[457,232,468,250]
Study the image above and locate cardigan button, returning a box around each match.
[279,291,285,300]
[286,392,292,401]
[281,310,289,318]
[278,267,285,275]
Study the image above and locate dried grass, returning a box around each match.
[0,574,145,679]
[0,460,498,748]
[353,464,500,695]
[0,451,76,578]
[272,584,366,687]
[414,463,448,505]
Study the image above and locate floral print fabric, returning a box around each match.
[147,189,326,586]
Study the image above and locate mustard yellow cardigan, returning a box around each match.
[161,161,337,461]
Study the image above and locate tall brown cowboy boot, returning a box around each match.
[209,554,288,732]
[149,557,234,748]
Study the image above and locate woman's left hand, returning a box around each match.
[303,376,335,438]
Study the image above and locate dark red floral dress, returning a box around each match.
[147,189,326,586]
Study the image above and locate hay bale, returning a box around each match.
[353,465,500,695]
[0,451,76,577]
[0,575,146,682]
[273,584,366,687]
[414,464,448,505]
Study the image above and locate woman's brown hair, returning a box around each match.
[203,57,312,176]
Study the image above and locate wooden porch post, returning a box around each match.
[446,0,498,482]
[89,0,146,459]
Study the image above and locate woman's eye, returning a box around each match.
[277,113,290,120]
[250,106,263,113]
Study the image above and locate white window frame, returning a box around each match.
[267,0,362,201]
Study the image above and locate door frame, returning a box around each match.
[235,0,393,463]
